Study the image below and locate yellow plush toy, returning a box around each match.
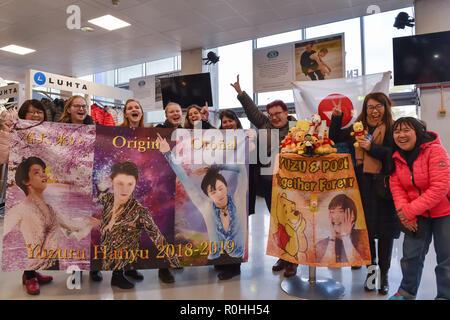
[316,129,337,154]
[281,127,307,152]
[350,121,368,147]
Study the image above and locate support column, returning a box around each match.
[414,0,450,151]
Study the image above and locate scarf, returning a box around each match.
[355,122,386,174]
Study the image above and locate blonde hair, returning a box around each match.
[59,95,87,123]
[120,99,145,128]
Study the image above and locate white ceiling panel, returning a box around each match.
[193,2,237,21]
[90,0,145,10]
[118,2,165,23]
[311,0,352,13]
[275,2,316,20]
[31,0,80,9]
[184,0,225,8]
[145,0,195,17]
[214,16,250,31]
[224,0,274,13]
[242,10,281,26]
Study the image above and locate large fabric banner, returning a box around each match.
[293,72,390,128]
[266,153,371,267]
[2,121,248,271]
[2,121,95,271]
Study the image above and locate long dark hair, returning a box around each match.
[356,92,394,136]
[392,117,434,151]
[219,109,243,129]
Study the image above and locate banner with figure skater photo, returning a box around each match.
[266,152,371,267]
[2,120,97,271]
[156,129,249,268]
[2,121,249,271]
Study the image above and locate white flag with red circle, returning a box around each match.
[293,72,391,128]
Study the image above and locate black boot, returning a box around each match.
[158,268,175,283]
[89,271,103,282]
[124,269,144,281]
[378,272,389,295]
[218,264,241,280]
[111,271,134,289]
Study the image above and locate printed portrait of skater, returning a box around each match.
[95,160,180,289]
[156,133,248,280]
[315,194,370,265]
[4,157,98,271]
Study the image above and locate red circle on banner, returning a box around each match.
[318,94,354,127]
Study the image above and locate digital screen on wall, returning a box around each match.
[393,30,450,85]
[160,72,213,109]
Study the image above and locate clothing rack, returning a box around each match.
[91,97,124,109]
[33,90,72,99]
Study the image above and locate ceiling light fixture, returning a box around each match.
[0,44,35,55]
[88,14,130,31]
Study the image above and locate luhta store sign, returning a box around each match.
[32,71,89,92]
[0,83,19,100]
[26,69,133,101]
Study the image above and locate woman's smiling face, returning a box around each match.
[125,101,143,126]
[165,103,182,126]
[69,97,88,123]
[188,107,201,125]
[394,122,417,151]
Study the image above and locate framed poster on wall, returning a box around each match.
[295,34,345,82]
[252,33,345,93]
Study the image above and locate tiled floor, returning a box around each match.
[0,197,439,300]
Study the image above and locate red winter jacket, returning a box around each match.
[90,104,116,126]
[390,132,450,223]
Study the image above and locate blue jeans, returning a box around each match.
[398,215,450,300]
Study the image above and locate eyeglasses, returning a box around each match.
[367,104,384,111]
[268,111,284,119]
[71,104,87,110]
[27,110,44,115]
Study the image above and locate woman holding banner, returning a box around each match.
[1,100,55,295]
[389,117,449,300]
[4,157,98,295]
[156,102,183,128]
[183,103,215,129]
[230,75,299,277]
[120,99,146,128]
[59,95,94,125]
[329,92,399,295]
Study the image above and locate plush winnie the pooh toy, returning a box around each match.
[350,121,367,147]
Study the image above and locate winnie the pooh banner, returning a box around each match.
[266,153,371,267]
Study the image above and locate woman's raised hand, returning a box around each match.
[200,101,209,121]
[331,98,342,116]
[156,133,170,153]
[230,75,243,96]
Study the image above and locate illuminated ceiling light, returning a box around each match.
[88,14,130,31]
[0,44,36,55]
